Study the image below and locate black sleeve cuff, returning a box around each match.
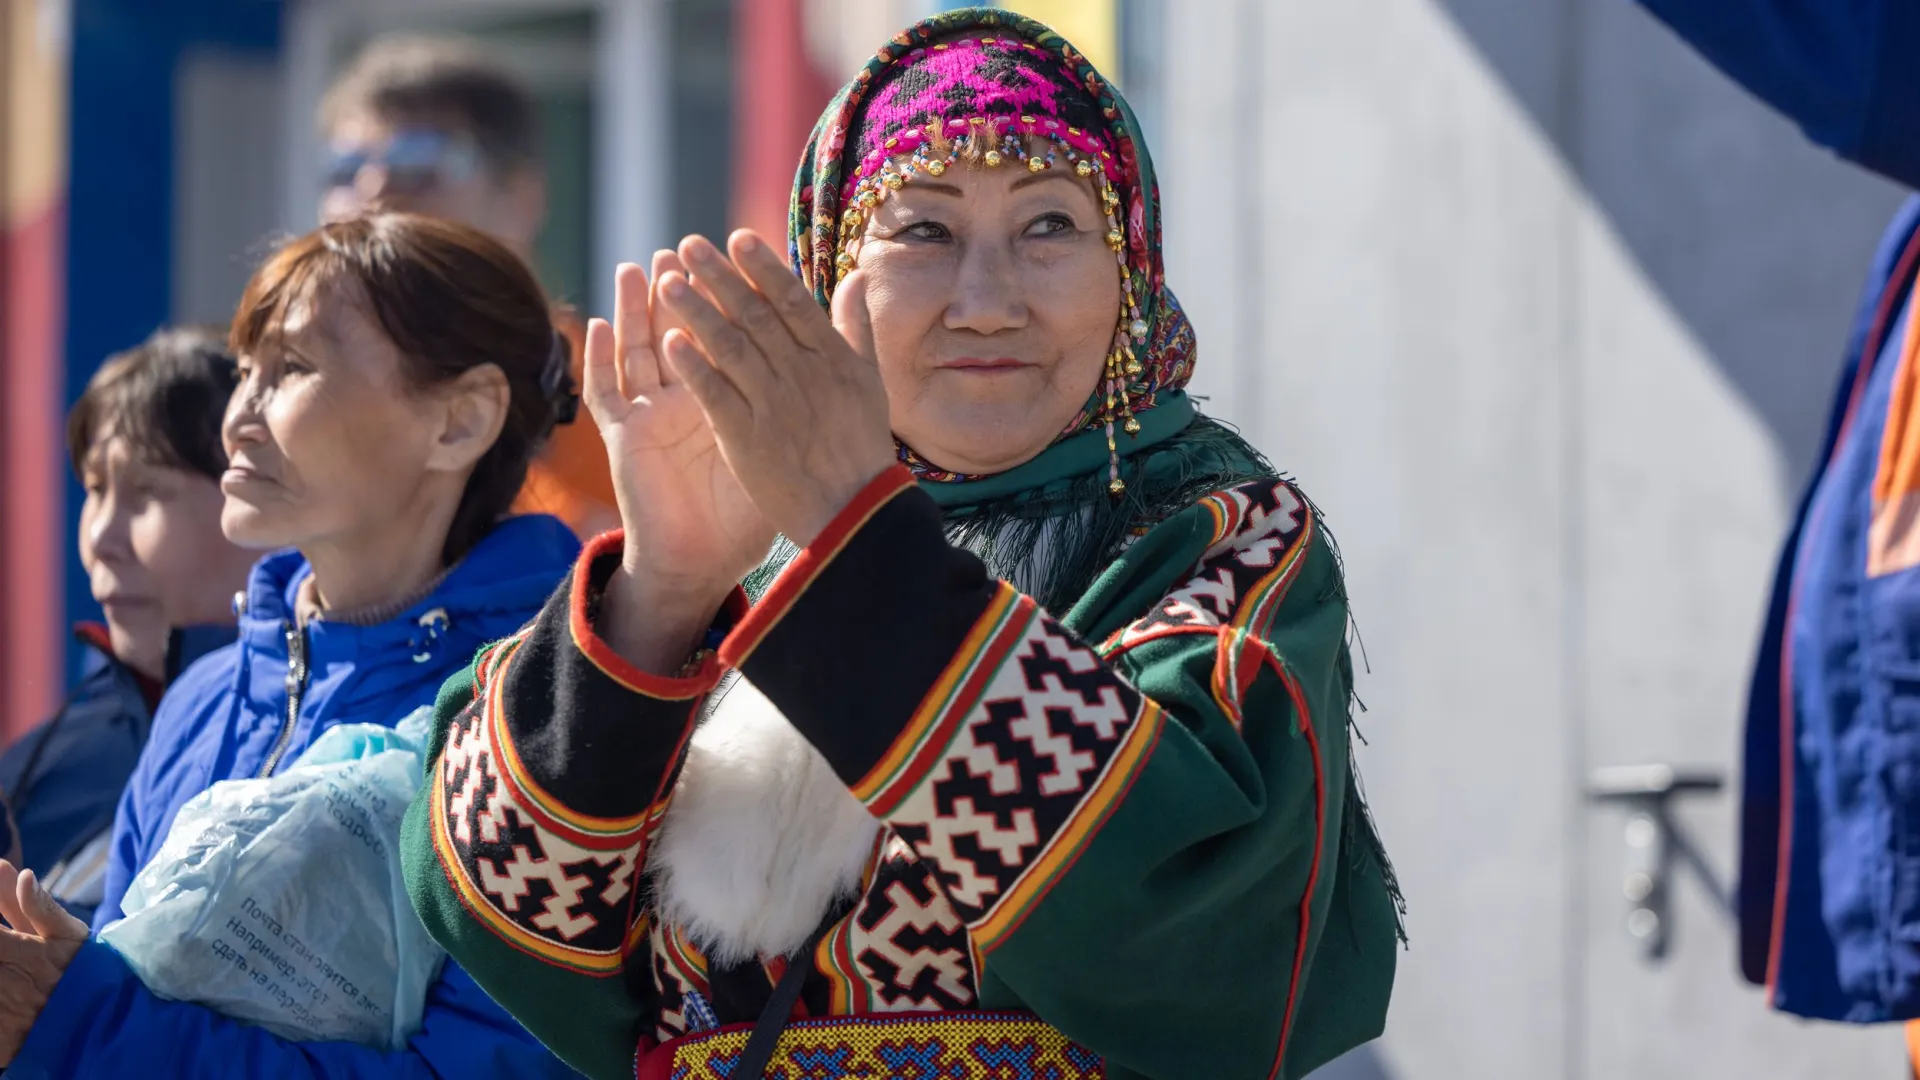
[718,465,1001,786]
[499,531,746,821]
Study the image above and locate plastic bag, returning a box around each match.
[100,707,446,1049]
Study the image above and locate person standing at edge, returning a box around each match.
[1633,0,1920,1057]
[320,36,619,539]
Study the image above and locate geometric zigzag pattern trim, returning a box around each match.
[1100,480,1314,728]
[852,579,1167,954]
[649,918,714,1041]
[432,475,1331,1060]
[818,832,979,1018]
[842,480,1312,957]
[644,831,990,1045]
[640,828,989,1045]
[1103,479,1311,654]
[1082,478,1322,1074]
[429,637,649,974]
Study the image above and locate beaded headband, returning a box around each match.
[791,16,1195,492]
[835,114,1145,493]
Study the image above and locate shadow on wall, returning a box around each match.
[1432,0,1905,489]
[1313,1043,1396,1080]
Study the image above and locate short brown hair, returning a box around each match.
[319,36,539,173]
[230,213,568,565]
[68,327,238,480]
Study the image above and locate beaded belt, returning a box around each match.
[636,1011,1105,1080]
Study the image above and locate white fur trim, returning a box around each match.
[648,675,881,966]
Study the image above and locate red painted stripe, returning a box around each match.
[2,203,65,740]
[1263,649,1325,1079]
[720,465,915,669]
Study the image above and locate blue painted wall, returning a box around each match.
[63,0,281,682]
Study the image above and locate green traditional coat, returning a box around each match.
[400,434,1399,1080]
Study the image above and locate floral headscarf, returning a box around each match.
[786,7,1196,485]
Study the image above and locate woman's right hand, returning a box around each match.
[583,255,774,674]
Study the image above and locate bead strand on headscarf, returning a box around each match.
[832,113,1150,493]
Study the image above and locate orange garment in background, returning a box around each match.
[511,307,620,540]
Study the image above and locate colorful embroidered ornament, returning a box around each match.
[790,24,1196,495]
[641,1011,1106,1080]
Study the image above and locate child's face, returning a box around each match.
[78,435,255,677]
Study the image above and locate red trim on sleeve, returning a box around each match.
[719,465,917,669]
[1261,647,1326,1079]
[567,529,745,699]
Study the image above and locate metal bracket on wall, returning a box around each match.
[1586,764,1730,963]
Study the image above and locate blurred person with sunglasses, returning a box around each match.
[318,36,620,541]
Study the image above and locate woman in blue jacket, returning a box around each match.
[0,213,585,1077]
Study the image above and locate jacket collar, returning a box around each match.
[69,622,236,710]
[234,514,581,663]
[166,624,238,682]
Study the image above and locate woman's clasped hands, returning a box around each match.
[583,230,896,674]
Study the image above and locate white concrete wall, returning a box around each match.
[174,48,285,327]
[1156,1,1907,1077]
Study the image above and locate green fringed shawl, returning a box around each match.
[748,391,1263,611]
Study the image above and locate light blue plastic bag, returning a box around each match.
[100,708,445,1049]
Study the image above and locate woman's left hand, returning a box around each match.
[657,230,898,546]
[0,861,86,1065]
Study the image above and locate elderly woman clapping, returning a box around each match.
[404,10,1402,1080]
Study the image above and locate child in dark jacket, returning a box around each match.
[0,328,254,925]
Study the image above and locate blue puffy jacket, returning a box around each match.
[9,514,584,1079]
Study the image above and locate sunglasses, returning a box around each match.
[322,130,483,195]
